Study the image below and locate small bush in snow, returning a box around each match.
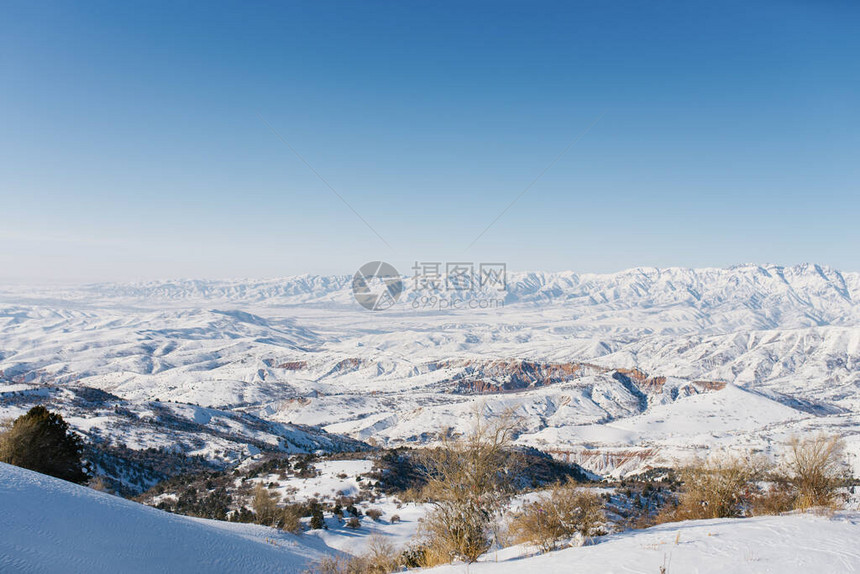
[509,482,606,552]
[309,536,401,574]
[364,535,400,573]
[88,476,114,494]
[415,407,523,566]
[748,480,795,516]
[278,504,303,534]
[251,483,279,526]
[399,543,428,569]
[365,508,383,521]
[784,433,848,510]
[659,454,763,521]
[309,555,352,574]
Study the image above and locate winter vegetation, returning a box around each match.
[508,482,606,552]
[656,434,851,524]
[0,406,88,484]
[1,407,859,573]
[3,266,860,571]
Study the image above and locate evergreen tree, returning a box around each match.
[0,406,88,483]
[309,502,326,530]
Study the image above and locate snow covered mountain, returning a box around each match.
[1,263,859,479]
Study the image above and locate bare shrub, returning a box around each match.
[509,482,606,551]
[748,478,796,516]
[658,435,850,523]
[365,508,383,521]
[278,504,304,534]
[363,535,401,573]
[308,537,400,574]
[88,476,114,494]
[346,516,361,529]
[251,483,279,526]
[415,407,523,565]
[399,543,428,569]
[398,487,423,503]
[784,434,848,510]
[309,555,356,574]
[659,453,762,522]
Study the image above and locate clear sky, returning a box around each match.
[1,1,858,283]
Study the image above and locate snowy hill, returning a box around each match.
[1,263,859,479]
[0,462,338,573]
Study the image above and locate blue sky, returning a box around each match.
[1,1,858,282]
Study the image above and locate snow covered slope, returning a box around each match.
[1,263,859,478]
[0,381,367,495]
[0,462,338,574]
[4,460,860,574]
[430,512,860,574]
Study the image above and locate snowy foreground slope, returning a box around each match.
[432,513,860,574]
[5,462,860,574]
[0,463,336,574]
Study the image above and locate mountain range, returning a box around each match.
[1,263,858,484]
